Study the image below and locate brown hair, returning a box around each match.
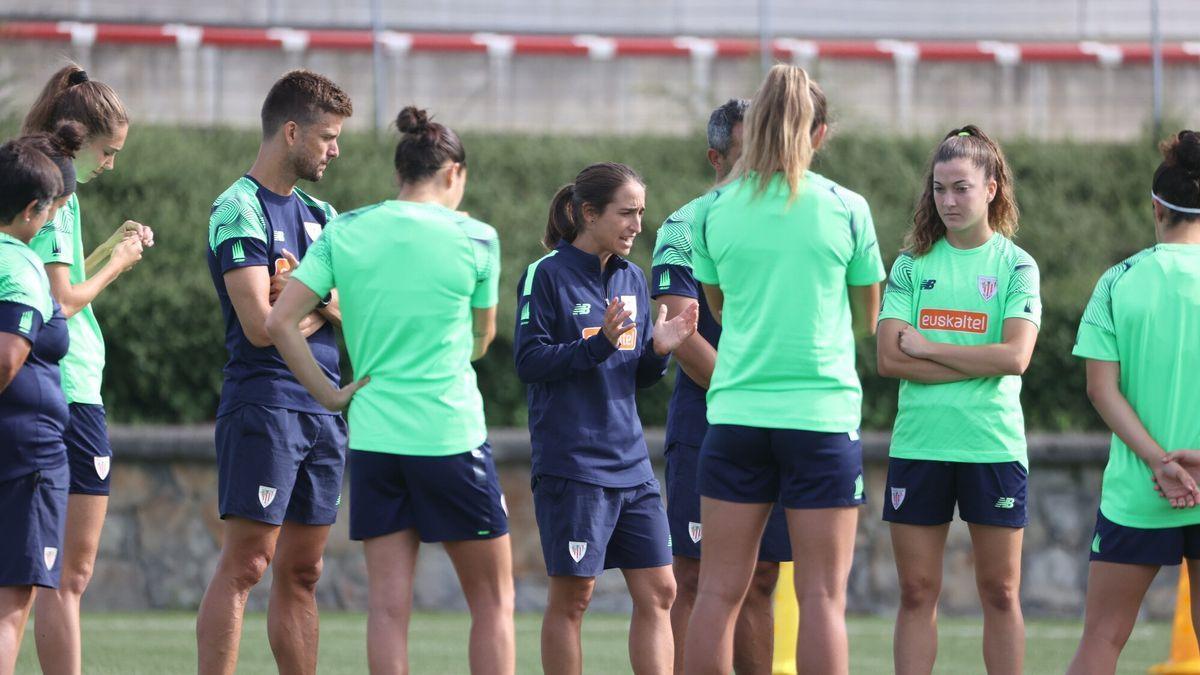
[734,64,828,200]
[906,125,1019,257]
[0,139,64,223]
[544,163,643,250]
[261,69,353,137]
[394,106,466,183]
[18,120,86,199]
[23,63,129,139]
[1153,130,1200,226]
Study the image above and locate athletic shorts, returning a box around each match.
[348,443,509,542]
[1089,510,1200,566]
[64,403,113,496]
[882,458,1028,528]
[215,404,347,527]
[665,442,791,562]
[697,425,865,509]
[0,464,68,588]
[533,475,672,577]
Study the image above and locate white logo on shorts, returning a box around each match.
[500,494,509,516]
[93,456,111,480]
[43,547,58,570]
[568,541,588,563]
[688,521,703,544]
[258,485,278,509]
[891,487,907,510]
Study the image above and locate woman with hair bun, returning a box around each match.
[514,162,697,675]
[22,64,151,675]
[267,106,515,674]
[0,138,71,675]
[1066,130,1200,675]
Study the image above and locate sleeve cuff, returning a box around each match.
[585,332,618,361]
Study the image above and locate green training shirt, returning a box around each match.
[879,235,1041,467]
[691,171,886,432]
[292,200,500,456]
[28,194,106,405]
[1074,244,1200,529]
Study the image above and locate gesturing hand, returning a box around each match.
[270,249,301,305]
[1153,451,1200,508]
[602,296,636,347]
[320,376,370,412]
[652,302,698,356]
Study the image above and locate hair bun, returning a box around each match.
[396,106,430,135]
[51,120,86,156]
[1173,130,1200,176]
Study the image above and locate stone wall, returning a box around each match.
[88,427,1180,619]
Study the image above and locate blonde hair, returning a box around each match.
[735,64,825,200]
[906,125,1019,256]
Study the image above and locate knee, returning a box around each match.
[898,574,941,611]
[550,587,594,622]
[634,576,676,612]
[673,564,699,604]
[747,563,780,603]
[221,550,272,591]
[59,557,96,596]
[977,577,1020,614]
[279,557,324,593]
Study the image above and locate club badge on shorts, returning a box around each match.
[258,485,278,509]
[94,456,111,480]
[43,546,58,570]
[890,487,906,510]
[568,541,587,563]
[978,275,998,302]
[688,521,703,544]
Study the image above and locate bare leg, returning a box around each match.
[0,586,36,675]
[732,561,779,675]
[363,529,420,675]
[267,521,331,675]
[787,507,857,675]
[890,522,950,675]
[34,493,107,675]
[623,565,676,675]
[670,557,699,675]
[444,536,516,675]
[196,517,280,675]
[1066,561,1158,675]
[682,498,771,675]
[968,523,1024,675]
[542,575,595,675]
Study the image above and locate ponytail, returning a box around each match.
[22,63,129,138]
[544,184,579,249]
[737,64,821,201]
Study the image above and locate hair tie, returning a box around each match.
[68,70,89,86]
[1151,192,1200,215]
[957,131,972,137]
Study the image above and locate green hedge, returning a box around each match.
[20,124,1161,428]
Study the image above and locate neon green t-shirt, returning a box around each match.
[691,171,886,432]
[1073,244,1200,529]
[28,194,106,405]
[292,200,500,456]
[879,235,1041,467]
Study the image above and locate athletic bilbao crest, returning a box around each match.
[688,521,703,544]
[258,485,278,509]
[93,456,111,480]
[43,547,58,570]
[890,487,906,510]
[304,221,323,242]
[978,275,998,302]
[568,541,588,563]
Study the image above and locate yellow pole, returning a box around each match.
[772,561,799,675]
[1149,565,1200,674]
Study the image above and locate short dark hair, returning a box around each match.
[18,120,86,200]
[0,139,63,223]
[394,106,466,183]
[260,70,353,137]
[707,98,750,155]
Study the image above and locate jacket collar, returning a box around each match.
[555,241,629,275]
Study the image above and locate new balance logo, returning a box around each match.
[920,279,937,290]
[273,230,286,243]
[572,303,591,315]
[994,497,1015,509]
[658,270,671,290]
[17,310,32,335]
[231,240,246,263]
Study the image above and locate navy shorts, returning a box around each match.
[0,464,69,588]
[64,403,113,496]
[882,458,1028,528]
[1089,510,1200,567]
[215,404,347,527]
[348,443,509,542]
[533,475,672,577]
[665,442,791,562]
[697,425,865,509]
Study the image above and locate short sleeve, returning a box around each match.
[1073,266,1121,362]
[468,225,501,309]
[1004,254,1042,328]
[845,198,886,286]
[292,230,336,298]
[651,216,700,299]
[691,217,718,285]
[878,253,915,324]
[28,198,76,266]
[0,301,43,343]
[209,192,269,274]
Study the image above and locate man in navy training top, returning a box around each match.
[197,70,352,675]
[650,98,793,675]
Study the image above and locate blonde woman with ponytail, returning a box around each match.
[683,65,884,675]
